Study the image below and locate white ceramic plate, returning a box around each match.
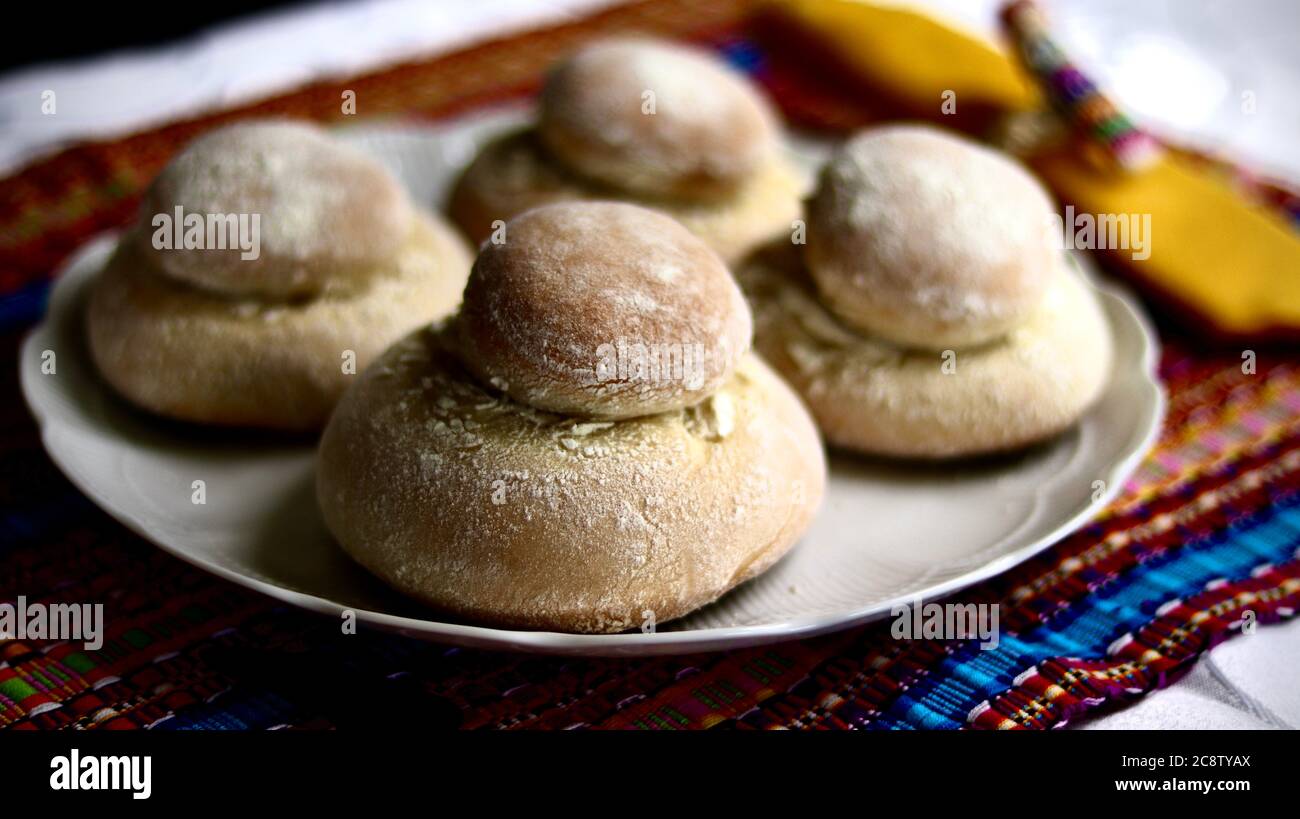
[19,114,1165,656]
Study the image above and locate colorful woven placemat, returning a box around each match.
[2,0,1298,730]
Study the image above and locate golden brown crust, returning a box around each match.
[446,128,804,264]
[452,202,751,420]
[86,213,472,431]
[317,327,826,633]
[536,38,779,201]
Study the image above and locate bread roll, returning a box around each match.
[454,202,751,419]
[739,241,1112,458]
[448,129,804,265]
[446,37,806,264]
[318,326,825,632]
[805,125,1057,350]
[138,120,413,298]
[318,202,826,632]
[88,214,472,431]
[537,38,778,200]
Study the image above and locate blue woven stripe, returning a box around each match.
[0,279,51,332]
[1,491,96,554]
[872,494,1300,730]
[155,689,301,730]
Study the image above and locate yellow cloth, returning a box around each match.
[772,0,1300,337]
[1032,149,1300,336]
[774,0,1038,114]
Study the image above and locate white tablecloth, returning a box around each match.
[2,0,1296,729]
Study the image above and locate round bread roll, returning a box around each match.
[739,241,1112,458]
[806,125,1057,350]
[317,325,825,633]
[454,202,751,419]
[137,120,413,298]
[87,213,472,431]
[447,128,805,264]
[537,38,779,200]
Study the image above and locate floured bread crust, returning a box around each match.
[739,241,1113,458]
[537,38,779,200]
[446,128,805,265]
[138,120,414,298]
[453,202,751,420]
[806,125,1057,350]
[87,213,471,431]
[317,328,826,633]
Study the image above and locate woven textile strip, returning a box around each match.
[2,0,1299,730]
